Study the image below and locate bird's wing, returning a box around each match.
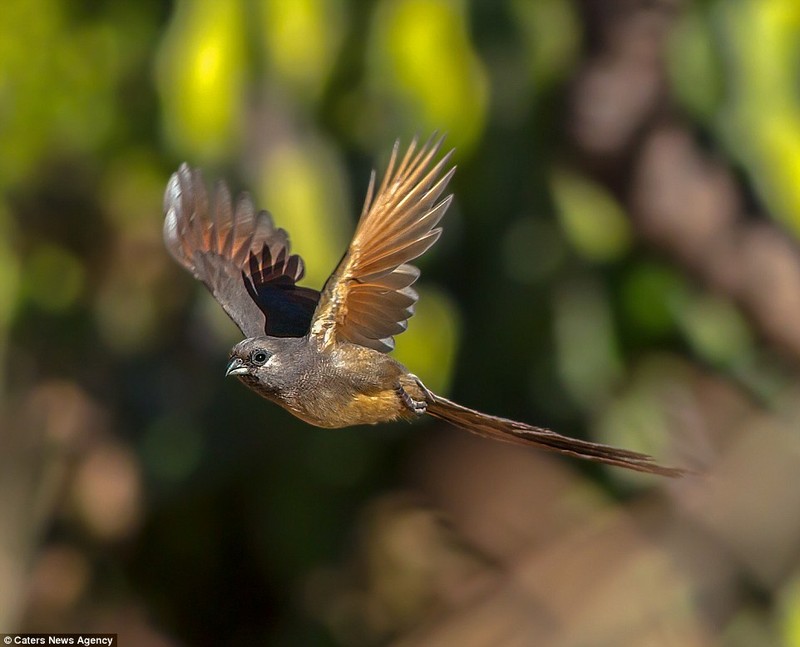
[309,136,455,352]
[163,164,320,338]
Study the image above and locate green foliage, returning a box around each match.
[551,169,632,263]
[4,0,800,644]
[157,0,247,162]
[367,0,488,150]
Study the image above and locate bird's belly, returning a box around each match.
[284,386,407,429]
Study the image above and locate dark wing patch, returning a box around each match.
[243,247,320,336]
[163,164,319,338]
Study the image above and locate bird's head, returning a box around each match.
[225,337,290,392]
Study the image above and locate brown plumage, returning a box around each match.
[164,135,687,477]
[425,395,685,477]
[311,138,454,352]
[163,165,319,338]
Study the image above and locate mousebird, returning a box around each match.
[163,136,685,476]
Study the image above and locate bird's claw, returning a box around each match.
[397,382,427,415]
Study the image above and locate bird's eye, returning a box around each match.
[251,350,270,366]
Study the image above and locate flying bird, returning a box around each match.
[163,136,685,477]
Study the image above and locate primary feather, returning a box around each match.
[310,135,455,351]
[163,164,319,338]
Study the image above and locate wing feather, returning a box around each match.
[309,136,455,351]
[163,164,320,338]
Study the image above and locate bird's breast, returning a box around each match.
[238,340,414,428]
[283,385,408,428]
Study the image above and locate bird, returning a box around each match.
[163,135,685,477]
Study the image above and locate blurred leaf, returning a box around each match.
[781,575,800,647]
[596,355,687,484]
[0,0,119,185]
[726,609,782,647]
[754,112,800,235]
[511,0,580,88]
[620,262,685,340]
[102,152,166,230]
[551,169,632,262]
[157,0,247,162]
[24,243,85,313]
[716,0,800,236]
[256,138,350,288]
[0,207,19,397]
[368,0,488,151]
[674,290,753,369]
[668,7,723,121]
[553,278,623,409]
[0,208,20,329]
[259,0,346,101]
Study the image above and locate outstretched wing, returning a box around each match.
[309,135,455,352]
[163,164,320,338]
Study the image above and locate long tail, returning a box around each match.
[425,393,686,477]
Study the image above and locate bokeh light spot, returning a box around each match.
[24,243,85,312]
[393,286,460,395]
[157,0,246,161]
[551,169,632,262]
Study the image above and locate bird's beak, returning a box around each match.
[225,357,248,377]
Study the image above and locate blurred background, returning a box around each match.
[3,0,800,644]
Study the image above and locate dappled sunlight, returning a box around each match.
[157,0,246,161]
[258,0,346,100]
[708,0,800,235]
[368,0,488,151]
[256,139,350,288]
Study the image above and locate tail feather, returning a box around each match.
[426,393,686,477]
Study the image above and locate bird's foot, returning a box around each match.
[396,381,428,415]
[408,374,433,401]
